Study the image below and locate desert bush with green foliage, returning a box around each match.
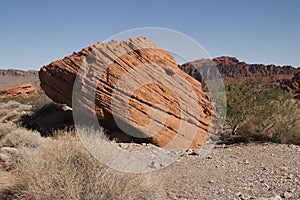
[224,79,300,144]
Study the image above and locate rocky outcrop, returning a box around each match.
[180,56,300,93]
[0,83,39,100]
[213,57,298,78]
[39,37,213,149]
[280,72,300,98]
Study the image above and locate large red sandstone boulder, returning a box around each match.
[0,83,39,100]
[39,37,213,149]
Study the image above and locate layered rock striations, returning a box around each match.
[180,56,300,94]
[39,37,214,149]
[0,83,39,99]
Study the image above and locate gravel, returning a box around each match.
[155,143,300,200]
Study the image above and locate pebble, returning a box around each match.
[187,150,199,156]
[280,166,288,172]
[1,147,18,155]
[288,144,297,149]
[0,170,4,177]
[258,195,282,200]
[282,191,292,199]
[264,183,270,190]
[0,153,10,162]
[287,174,293,180]
[167,191,178,199]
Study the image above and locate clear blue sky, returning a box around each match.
[1,0,300,70]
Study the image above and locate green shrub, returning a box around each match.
[224,79,300,144]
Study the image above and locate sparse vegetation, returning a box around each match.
[0,99,161,200]
[224,78,300,144]
[0,123,17,141]
[0,126,41,149]
[10,133,160,200]
[0,101,32,123]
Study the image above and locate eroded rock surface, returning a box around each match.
[180,56,300,94]
[0,83,39,100]
[39,37,213,149]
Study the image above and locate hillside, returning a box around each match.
[180,56,300,95]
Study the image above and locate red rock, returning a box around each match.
[0,83,39,99]
[39,37,213,149]
[180,56,300,94]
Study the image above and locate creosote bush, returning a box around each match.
[224,78,300,144]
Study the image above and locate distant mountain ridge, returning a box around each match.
[180,56,300,96]
[0,69,38,76]
[213,56,298,77]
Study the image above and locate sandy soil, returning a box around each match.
[0,75,39,90]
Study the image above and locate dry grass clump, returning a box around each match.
[0,109,8,118]
[9,132,162,200]
[0,123,42,171]
[0,101,32,123]
[0,123,17,140]
[0,123,41,149]
[0,127,41,149]
[2,111,20,122]
[2,101,21,109]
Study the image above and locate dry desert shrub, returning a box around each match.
[0,123,42,170]
[0,109,8,118]
[0,123,17,139]
[10,132,162,200]
[0,127,41,149]
[2,111,20,122]
[279,121,300,145]
[2,101,21,109]
[0,101,32,122]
